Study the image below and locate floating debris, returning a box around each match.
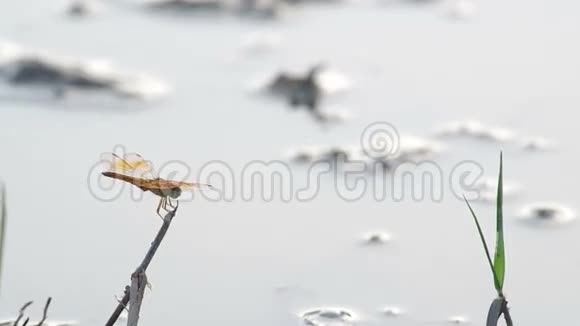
[285,145,323,163]
[473,176,520,202]
[145,0,224,12]
[319,145,365,163]
[447,315,469,324]
[516,203,576,226]
[0,42,170,100]
[365,135,442,169]
[286,145,364,164]
[256,64,351,122]
[436,120,516,143]
[381,306,405,317]
[287,136,439,173]
[235,0,282,18]
[267,64,323,110]
[67,0,102,17]
[437,120,557,150]
[143,0,282,18]
[521,137,555,152]
[361,231,391,246]
[301,307,356,326]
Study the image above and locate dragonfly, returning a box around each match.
[101,153,213,217]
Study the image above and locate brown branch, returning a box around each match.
[104,205,178,326]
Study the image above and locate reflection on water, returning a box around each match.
[251,64,352,122]
[381,305,405,318]
[436,120,516,143]
[360,231,391,246]
[0,42,170,100]
[520,137,555,152]
[66,0,102,17]
[301,307,356,326]
[516,203,576,226]
[286,134,440,173]
[446,315,469,324]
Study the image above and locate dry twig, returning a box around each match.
[35,297,52,326]
[11,298,51,326]
[127,271,147,326]
[14,301,33,326]
[104,205,179,326]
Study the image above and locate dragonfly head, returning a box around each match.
[169,187,182,199]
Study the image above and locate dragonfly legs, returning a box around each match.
[165,197,179,212]
[156,197,179,219]
[156,197,165,220]
[167,197,177,209]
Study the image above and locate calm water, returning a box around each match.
[0,0,579,325]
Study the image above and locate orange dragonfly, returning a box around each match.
[101,153,213,217]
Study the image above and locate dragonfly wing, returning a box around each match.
[101,152,156,179]
[176,181,215,190]
[145,179,207,190]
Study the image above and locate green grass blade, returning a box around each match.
[0,182,6,295]
[493,152,505,291]
[463,196,501,293]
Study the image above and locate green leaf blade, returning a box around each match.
[493,152,506,292]
[463,196,499,290]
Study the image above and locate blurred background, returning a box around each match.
[0,0,579,325]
